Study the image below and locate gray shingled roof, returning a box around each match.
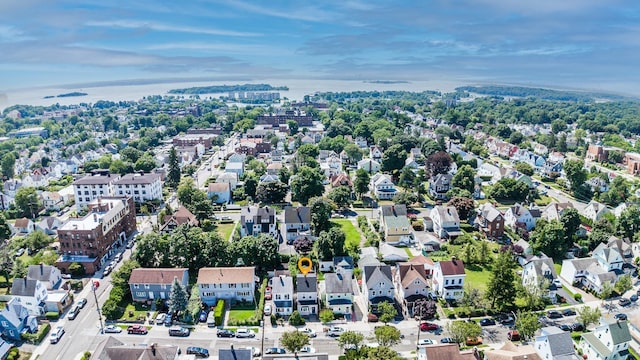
[11,278,39,297]
[219,348,252,360]
[27,264,56,282]
[325,271,353,294]
[538,327,575,356]
[284,206,311,224]
[296,274,317,293]
[363,265,392,289]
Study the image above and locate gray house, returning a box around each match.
[284,206,311,242]
[428,174,452,201]
[128,268,189,303]
[296,273,318,316]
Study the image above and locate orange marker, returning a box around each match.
[298,257,313,276]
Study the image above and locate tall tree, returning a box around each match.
[486,250,517,310]
[368,347,403,360]
[515,311,541,341]
[354,169,371,199]
[177,177,213,221]
[615,274,633,295]
[452,164,475,194]
[280,331,310,353]
[134,153,157,172]
[576,306,601,328]
[327,186,353,209]
[397,167,417,189]
[377,301,397,324]
[256,182,289,204]
[167,146,181,188]
[373,325,401,347]
[381,144,407,173]
[426,151,452,177]
[446,321,482,344]
[338,330,364,351]
[560,208,581,245]
[1,152,16,179]
[616,205,640,240]
[169,277,189,316]
[529,220,567,260]
[15,187,40,218]
[564,159,587,195]
[447,197,475,221]
[0,213,12,241]
[309,197,335,235]
[290,166,325,205]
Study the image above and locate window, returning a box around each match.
[135,291,146,297]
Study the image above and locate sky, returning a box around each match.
[1,0,640,94]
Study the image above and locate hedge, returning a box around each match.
[45,312,60,321]
[21,322,51,344]
[214,300,225,326]
[6,348,19,360]
[227,279,267,326]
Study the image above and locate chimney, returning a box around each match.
[452,255,457,264]
[40,263,44,275]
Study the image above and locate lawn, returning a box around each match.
[331,219,363,248]
[464,264,493,292]
[216,222,237,241]
[404,247,414,259]
[119,302,152,321]
[228,309,255,323]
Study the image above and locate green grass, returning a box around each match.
[404,247,414,259]
[331,219,362,248]
[119,303,152,321]
[228,309,256,323]
[464,264,493,291]
[216,222,237,241]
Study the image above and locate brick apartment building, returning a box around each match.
[624,153,640,175]
[55,197,136,275]
[172,134,217,149]
[257,110,313,127]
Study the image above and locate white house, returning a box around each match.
[535,327,579,360]
[362,265,394,309]
[41,191,65,211]
[357,158,381,173]
[430,206,461,239]
[324,269,354,315]
[217,172,239,190]
[10,278,48,316]
[283,206,311,242]
[580,318,631,360]
[581,201,610,223]
[432,258,466,300]
[239,206,278,238]
[113,173,163,203]
[13,218,35,234]
[207,182,232,204]
[559,258,616,294]
[27,264,62,291]
[371,173,397,200]
[271,275,294,316]
[296,274,318,316]
[504,203,536,231]
[522,257,560,303]
[395,263,429,316]
[370,146,383,161]
[197,267,255,306]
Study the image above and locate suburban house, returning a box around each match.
[407,255,435,277]
[93,337,181,360]
[592,241,625,272]
[271,275,294,316]
[418,344,478,360]
[324,269,354,315]
[330,173,353,188]
[296,273,318,316]
[394,263,429,316]
[504,203,536,231]
[27,264,62,290]
[370,145,383,161]
[484,341,541,360]
[379,243,410,262]
[128,268,189,303]
[371,173,398,200]
[430,206,462,239]
[217,172,239,190]
[41,191,65,211]
[160,206,199,234]
[10,278,48,316]
[379,205,413,246]
[113,173,163,203]
[582,201,611,223]
[333,256,355,279]
[522,257,560,303]
[198,267,256,306]
[586,177,609,193]
[357,158,381,173]
[362,265,395,310]
[207,182,232,204]
[534,327,580,360]
[432,258,466,300]
[13,217,35,234]
[0,298,38,341]
[240,206,278,238]
[37,216,62,235]
[428,174,452,201]
[542,202,574,222]
[560,258,616,294]
[283,206,311,242]
[474,203,504,240]
[580,318,632,360]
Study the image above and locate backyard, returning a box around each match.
[331,219,363,249]
[216,221,237,241]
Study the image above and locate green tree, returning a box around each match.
[110,260,140,290]
[309,197,335,236]
[381,144,407,173]
[560,208,581,245]
[601,176,630,206]
[354,169,371,198]
[338,330,364,350]
[397,167,417,189]
[576,306,601,328]
[376,301,397,324]
[515,162,534,176]
[529,220,567,260]
[247,159,267,177]
[255,182,289,204]
[291,166,325,205]
[564,160,587,195]
[600,281,614,303]
[167,146,181,188]
[0,247,14,287]
[344,143,364,164]
[279,166,292,184]
[0,213,13,241]
[314,227,346,261]
[15,187,40,218]
[169,276,189,316]
[1,152,15,178]
[68,262,85,276]
[392,191,418,207]
[452,164,475,194]
[446,321,482,344]
[368,346,402,360]
[280,331,310,353]
[486,251,517,310]
[327,186,353,209]
[177,177,213,221]
[616,206,640,240]
[615,274,633,295]
[320,308,335,324]
[518,278,549,311]
[134,153,157,172]
[230,234,280,271]
[120,147,143,163]
[373,325,401,347]
[243,175,259,200]
[24,231,51,251]
[515,311,541,341]
[109,159,133,175]
[288,310,305,326]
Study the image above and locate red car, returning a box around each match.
[265,286,272,300]
[420,322,439,331]
[127,324,148,335]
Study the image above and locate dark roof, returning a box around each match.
[325,271,353,294]
[11,278,39,296]
[219,348,252,360]
[380,204,408,217]
[73,173,119,185]
[114,173,161,185]
[93,336,180,360]
[27,264,57,282]
[129,268,188,285]
[284,206,311,224]
[363,265,393,288]
[296,274,317,293]
[437,259,466,276]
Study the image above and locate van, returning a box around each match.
[168,326,190,337]
[207,312,216,327]
[68,305,80,320]
[155,313,166,325]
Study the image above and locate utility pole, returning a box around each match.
[260,320,265,357]
[93,281,104,334]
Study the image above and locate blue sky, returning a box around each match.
[1,0,640,94]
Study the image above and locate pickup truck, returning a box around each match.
[127,325,148,335]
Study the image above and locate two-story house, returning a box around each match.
[522,257,560,303]
[357,158,381,174]
[10,278,47,316]
[283,206,311,242]
[240,206,278,238]
[581,200,611,223]
[581,318,632,360]
[370,146,383,161]
[534,327,580,360]
[542,202,574,222]
[207,182,232,204]
[160,206,199,234]
[198,267,255,306]
[27,264,62,291]
[504,203,536,231]
[0,298,38,341]
[474,203,504,240]
[395,263,429,316]
[371,173,397,200]
[560,258,616,294]
[217,172,239,190]
[271,275,294,316]
[432,258,466,300]
[379,205,413,246]
[362,265,394,311]
[296,274,318,316]
[593,242,624,273]
[13,218,34,235]
[430,206,461,239]
[324,269,354,315]
[129,268,189,303]
[428,174,452,201]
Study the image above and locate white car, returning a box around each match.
[235,328,255,338]
[264,303,272,316]
[103,325,122,333]
[418,338,437,346]
[327,326,345,337]
[301,327,317,338]
[245,347,261,357]
[300,346,316,353]
[50,326,65,344]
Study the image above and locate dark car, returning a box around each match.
[164,312,174,326]
[217,329,235,338]
[265,348,286,354]
[440,337,456,343]
[615,313,628,321]
[168,326,190,337]
[420,322,439,331]
[186,347,210,358]
[562,309,576,316]
[479,319,496,326]
[619,298,631,307]
[198,310,208,323]
[631,294,638,302]
[571,323,584,332]
[558,324,572,332]
[507,330,521,341]
[547,311,563,319]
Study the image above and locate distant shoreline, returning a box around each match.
[43,92,88,99]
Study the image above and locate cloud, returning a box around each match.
[217,0,336,22]
[85,19,261,37]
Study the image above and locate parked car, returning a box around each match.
[236,328,255,338]
[207,312,217,328]
[507,330,520,341]
[562,309,576,316]
[420,322,439,331]
[547,310,563,319]
[440,337,456,343]
[186,347,210,358]
[558,324,572,332]
[465,337,482,346]
[164,312,174,326]
[479,318,496,326]
[77,298,87,308]
[619,298,631,307]
[168,326,190,337]
[265,286,272,300]
[327,326,345,337]
[418,339,436,346]
[300,346,316,353]
[631,294,638,302]
[114,253,122,262]
[67,305,80,320]
[103,266,112,276]
[198,310,208,323]
[571,323,584,332]
[217,329,235,338]
[126,241,134,249]
[265,348,286,354]
[615,313,628,321]
[61,273,72,279]
[49,326,65,344]
[264,303,272,316]
[301,328,317,338]
[103,325,122,333]
[127,325,148,335]
[245,347,261,357]
[155,313,166,325]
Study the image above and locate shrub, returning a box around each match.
[271,314,277,326]
[214,300,225,326]
[21,322,51,344]
[45,312,60,321]
[80,352,91,360]
[288,310,305,326]
[319,308,334,324]
[102,298,124,320]
[574,293,582,302]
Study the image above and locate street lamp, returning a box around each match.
[92,281,105,334]
[260,320,265,357]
